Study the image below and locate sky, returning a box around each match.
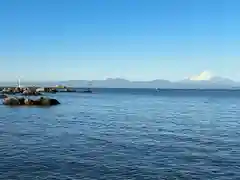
[0,0,239,82]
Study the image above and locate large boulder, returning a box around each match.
[3,97,20,106]
[34,97,60,106]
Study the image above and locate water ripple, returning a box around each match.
[0,91,240,179]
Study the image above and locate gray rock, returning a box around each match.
[35,97,60,106]
[2,96,60,106]
[0,94,8,99]
[3,97,20,106]
[24,98,34,105]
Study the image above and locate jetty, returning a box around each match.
[0,86,77,94]
[0,79,94,96]
[0,80,78,95]
[0,80,64,106]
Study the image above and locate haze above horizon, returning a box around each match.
[0,0,239,82]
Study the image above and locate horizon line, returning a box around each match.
[0,77,236,83]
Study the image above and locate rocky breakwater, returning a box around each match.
[2,96,60,106]
[36,87,58,93]
[1,87,42,96]
[0,86,78,97]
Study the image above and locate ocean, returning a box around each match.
[0,88,240,179]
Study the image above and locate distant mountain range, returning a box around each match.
[61,77,239,89]
[1,76,239,89]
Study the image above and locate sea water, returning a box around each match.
[0,88,240,179]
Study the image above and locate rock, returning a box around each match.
[22,90,28,95]
[2,88,15,94]
[2,96,60,106]
[39,97,51,106]
[22,90,41,96]
[13,87,21,93]
[36,97,60,106]
[35,92,42,96]
[49,98,60,105]
[0,94,8,99]
[36,88,45,92]
[49,89,57,93]
[24,98,34,105]
[3,97,20,106]
[23,97,60,106]
[18,97,26,105]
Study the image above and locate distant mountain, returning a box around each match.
[180,76,236,87]
[58,76,240,89]
[0,76,239,89]
[208,76,235,84]
[59,78,173,88]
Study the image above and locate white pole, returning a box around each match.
[18,78,21,88]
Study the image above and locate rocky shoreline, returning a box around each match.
[0,86,76,95]
[0,86,93,106]
[2,96,60,106]
[0,86,65,106]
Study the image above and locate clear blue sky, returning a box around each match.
[0,0,239,81]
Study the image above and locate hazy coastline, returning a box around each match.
[0,77,239,89]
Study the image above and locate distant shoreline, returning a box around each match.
[0,77,239,90]
[1,86,240,91]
